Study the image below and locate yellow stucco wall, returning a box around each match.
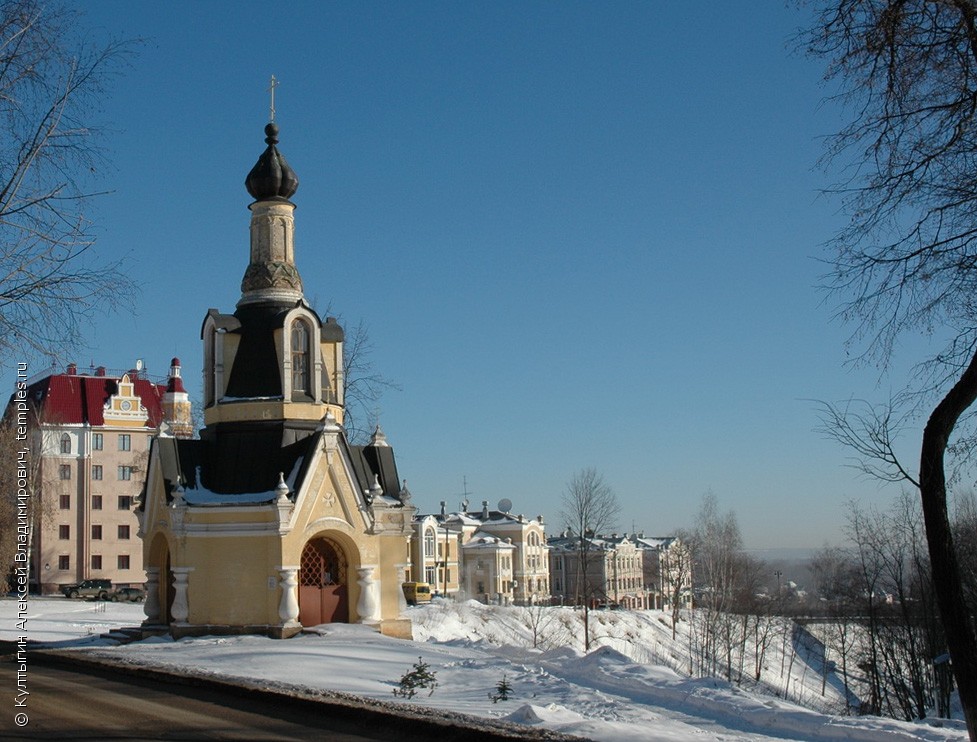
[141,432,415,635]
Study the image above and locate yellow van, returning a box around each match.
[402,582,432,605]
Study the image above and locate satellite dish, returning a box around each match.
[498,498,513,513]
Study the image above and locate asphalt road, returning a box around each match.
[0,662,398,740]
[0,657,578,742]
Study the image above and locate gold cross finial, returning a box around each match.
[268,75,279,122]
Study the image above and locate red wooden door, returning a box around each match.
[298,538,348,626]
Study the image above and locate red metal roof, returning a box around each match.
[26,371,167,427]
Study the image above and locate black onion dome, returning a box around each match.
[245,123,299,201]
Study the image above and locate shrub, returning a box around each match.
[392,656,438,699]
[490,674,513,703]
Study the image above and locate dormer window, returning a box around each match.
[291,321,310,393]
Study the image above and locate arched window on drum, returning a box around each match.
[291,320,311,395]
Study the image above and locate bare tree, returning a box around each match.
[801,2,977,733]
[953,492,977,612]
[811,544,861,713]
[312,304,400,445]
[812,497,950,721]
[686,493,749,679]
[0,0,138,367]
[521,603,570,650]
[662,531,693,639]
[341,317,401,444]
[0,410,48,593]
[559,467,620,651]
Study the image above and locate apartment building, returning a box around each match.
[411,500,550,605]
[13,359,191,593]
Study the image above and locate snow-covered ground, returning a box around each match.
[1,597,969,742]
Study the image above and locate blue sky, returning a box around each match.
[3,2,927,549]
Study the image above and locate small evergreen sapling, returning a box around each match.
[393,656,438,699]
[490,674,513,703]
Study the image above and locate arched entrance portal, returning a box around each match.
[299,537,348,626]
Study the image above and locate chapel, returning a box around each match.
[138,120,416,639]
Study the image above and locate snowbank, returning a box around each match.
[1,597,968,742]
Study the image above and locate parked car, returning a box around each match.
[110,586,145,602]
[401,582,432,606]
[60,579,112,600]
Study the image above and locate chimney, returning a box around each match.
[95,366,106,377]
[66,363,77,375]
[440,500,446,516]
[481,500,489,519]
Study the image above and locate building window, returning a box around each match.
[118,434,131,451]
[118,495,132,510]
[118,555,130,570]
[92,465,102,481]
[60,433,71,454]
[91,525,102,540]
[92,433,103,451]
[58,525,69,539]
[424,567,435,584]
[424,529,435,557]
[291,321,310,392]
[91,495,102,510]
[118,466,132,481]
[59,464,71,480]
[118,525,130,540]
[59,495,70,509]
[58,555,69,570]
[91,555,102,570]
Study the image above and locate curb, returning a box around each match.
[22,647,589,742]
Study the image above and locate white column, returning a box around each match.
[356,566,380,623]
[278,567,300,625]
[170,567,193,625]
[143,567,160,624]
[395,562,410,615]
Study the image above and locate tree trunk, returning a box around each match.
[583,602,590,652]
[920,347,977,740]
